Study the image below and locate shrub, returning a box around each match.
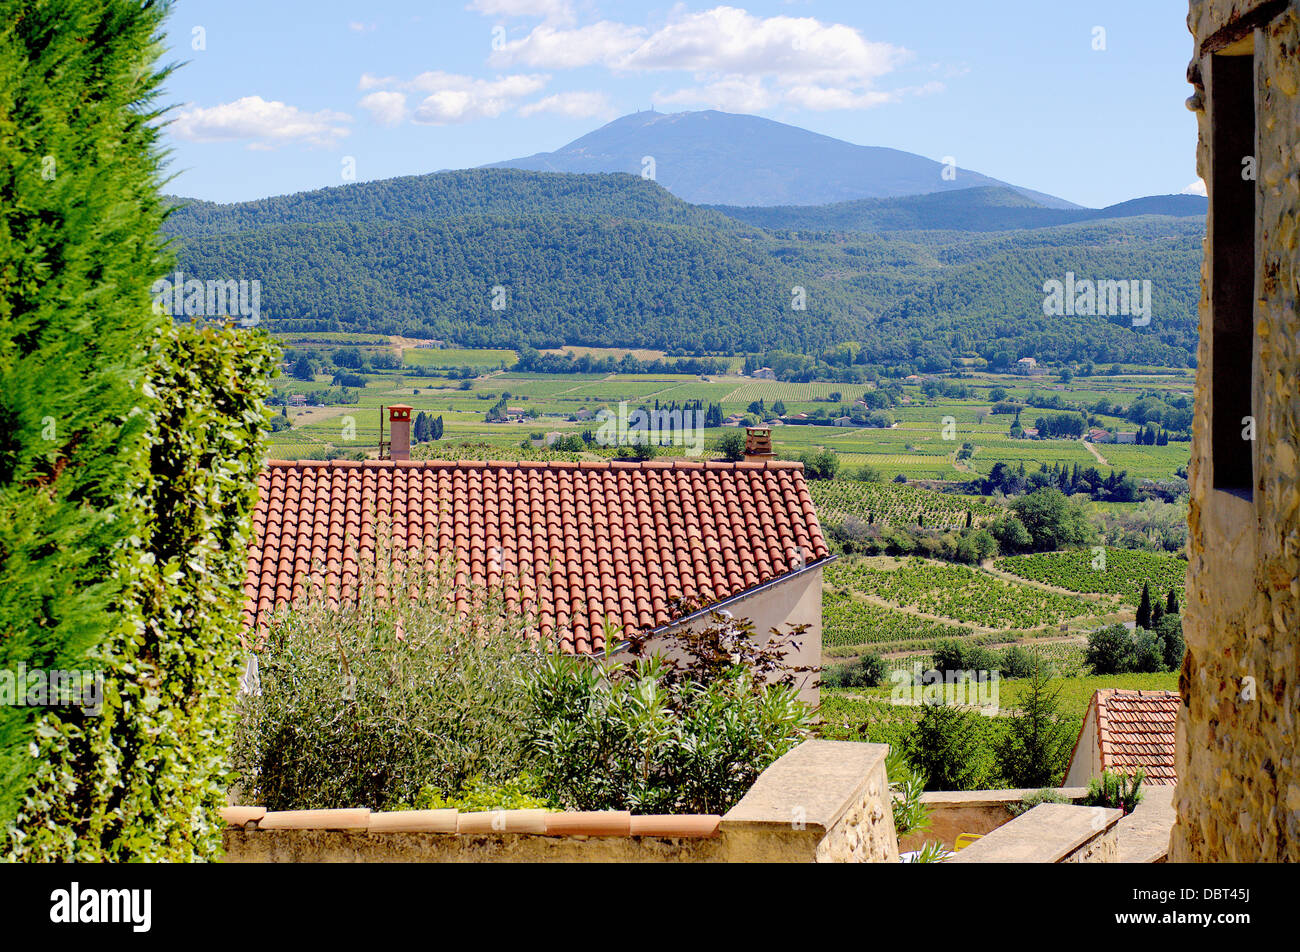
[715,429,746,461]
[799,448,841,480]
[1083,769,1145,815]
[523,652,811,814]
[1007,788,1070,818]
[8,323,279,860]
[231,548,541,811]
[414,775,554,812]
[0,0,171,830]
[886,749,930,837]
[823,653,887,689]
[999,645,1036,680]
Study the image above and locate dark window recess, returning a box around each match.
[1210,52,1256,497]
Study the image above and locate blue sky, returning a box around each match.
[160,0,1202,208]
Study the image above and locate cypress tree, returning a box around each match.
[0,0,171,827]
[1136,582,1153,630]
[1167,588,1179,615]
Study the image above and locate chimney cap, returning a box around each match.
[388,403,413,412]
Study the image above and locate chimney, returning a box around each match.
[388,405,412,461]
[744,426,775,462]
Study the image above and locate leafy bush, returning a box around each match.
[799,448,841,480]
[1007,788,1070,818]
[9,323,279,860]
[714,429,746,461]
[523,621,812,814]
[231,548,541,811]
[414,775,554,812]
[1083,769,1145,815]
[822,653,887,689]
[886,749,930,837]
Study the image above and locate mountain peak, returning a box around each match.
[487,109,1079,209]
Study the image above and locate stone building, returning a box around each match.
[1173,0,1300,861]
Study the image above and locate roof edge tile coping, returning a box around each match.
[263,458,806,472]
[222,806,722,839]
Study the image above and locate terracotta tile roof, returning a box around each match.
[244,458,829,653]
[1094,689,1180,785]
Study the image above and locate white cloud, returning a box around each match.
[171,96,351,148]
[1181,179,1207,197]
[467,0,574,24]
[489,5,914,113]
[617,7,906,85]
[358,71,549,124]
[519,90,614,118]
[358,90,407,125]
[490,21,644,69]
[348,21,377,33]
[657,76,776,113]
[781,84,896,111]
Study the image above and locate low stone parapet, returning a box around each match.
[946,803,1122,863]
[221,740,897,863]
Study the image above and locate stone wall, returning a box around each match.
[222,739,898,863]
[898,787,1090,852]
[947,804,1122,864]
[1174,0,1300,862]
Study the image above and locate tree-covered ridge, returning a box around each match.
[710,186,1207,233]
[166,168,1202,366]
[163,168,747,239]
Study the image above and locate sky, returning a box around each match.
[159,0,1204,208]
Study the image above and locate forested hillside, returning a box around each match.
[711,186,1207,233]
[165,168,1202,366]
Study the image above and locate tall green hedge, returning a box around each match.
[0,0,173,823]
[7,322,279,860]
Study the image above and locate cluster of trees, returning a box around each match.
[1085,587,1185,674]
[413,411,444,442]
[1026,412,1087,439]
[979,461,1139,503]
[514,345,728,377]
[987,488,1094,553]
[829,519,1001,564]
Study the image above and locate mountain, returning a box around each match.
[487,109,1081,209]
[710,187,1208,233]
[163,168,1201,367]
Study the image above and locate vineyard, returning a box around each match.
[812,480,1000,532]
[823,591,974,654]
[994,548,1187,607]
[825,556,1107,630]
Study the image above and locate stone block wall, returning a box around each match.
[222,740,898,863]
[1175,0,1300,862]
